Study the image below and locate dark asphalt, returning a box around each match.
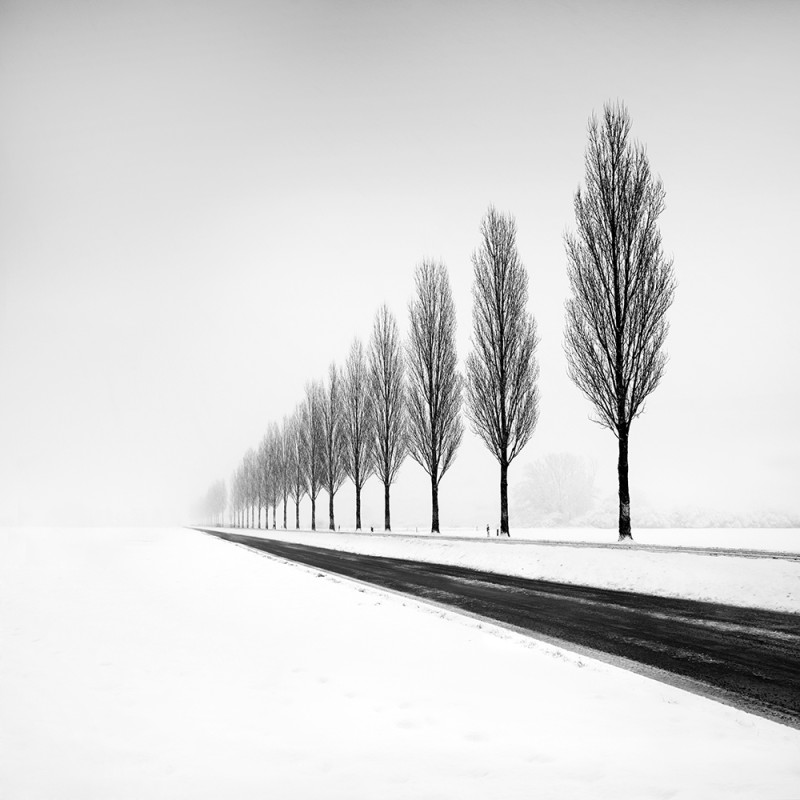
[199,528,800,728]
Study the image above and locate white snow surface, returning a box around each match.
[214,526,800,613]
[378,526,800,551]
[2,526,799,799]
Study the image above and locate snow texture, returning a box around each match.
[215,526,800,613]
[1,526,798,799]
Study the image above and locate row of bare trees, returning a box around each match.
[219,205,541,535]
[227,304,411,533]
[193,480,227,527]
[203,101,674,541]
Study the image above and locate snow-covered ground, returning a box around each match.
[1,526,798,799]
[218,524,800,551]
[354,526,800,551]
[212,526,800,613]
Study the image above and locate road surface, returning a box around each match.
[199,528,800,728]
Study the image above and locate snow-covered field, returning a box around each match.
[1,527,799,799]
[212,526,800,613]
[422,526,800,552]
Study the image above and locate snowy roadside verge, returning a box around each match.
[208,527,800,614]
[3,527,799,799]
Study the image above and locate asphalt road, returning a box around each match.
[200,528,800,728]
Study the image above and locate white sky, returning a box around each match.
[1,0,798,526]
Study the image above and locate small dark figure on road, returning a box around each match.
[486,524,490,537]
[370,526,374,533]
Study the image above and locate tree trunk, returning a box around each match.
[500,457,509,536]
[272,505,276,529]
[295,499,300,529]
[329,490,335,531]
[355,484,362,530]
[311,496,316,531]
[384,481,391,531]
[283,494,287,529]
[258,505,261,529]
[618,428,632,540]
[431,475,439,533]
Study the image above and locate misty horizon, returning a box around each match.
[2,0,798,530]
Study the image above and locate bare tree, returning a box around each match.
[320,363,347,530]
[266,421,281,529]
[214,480,227,526]
[286,409,306,529]
[243,448,258,528]
[301,381,326,530]
[406,260,464,533]
[368,304,406,531]
[257,434,270,529]
[565,101,675,541]
[236,461,247,528]
[196,480,226,526]
[277,415,291,529]
[342,340,374,530]
[232,466,241,527]
[513,453,596,525]
[466,207,540,536]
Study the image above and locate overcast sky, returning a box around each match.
[1,0,798,528]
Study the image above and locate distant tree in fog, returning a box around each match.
[197,480,226,526]
[301,382,326,530]
[231,466,241,527]
[564,101,675,541]
[320,363,347,531]
[233,458,246,527]
[513,453,596,525]
[264,422,280,529]
[257,434,270,529]
[368,304,406,532]
[466,207,540,536]
[214,480,227,526]
[243,448,258,528]
[277,416,291,528]
[406,260,463,533]
[343,339,374,531]
[286,409,307,529]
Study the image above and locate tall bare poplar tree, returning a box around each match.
[257,434,270,529]
[286,409,306,529]
[466,207,540,536]
[321,363,347,531]
[244,448,258,528]
[266,421,281,529]
[301,381,326,530]
[343,340,374,530]
[406,260,464,533]
[277,415,291,529]
[231,466,242,527]
[369,304,406,531]
[565,101,675,541]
